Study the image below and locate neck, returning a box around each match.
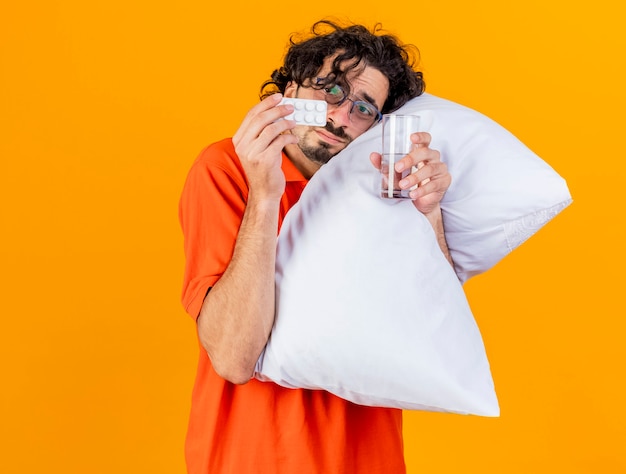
[283,143,323,180]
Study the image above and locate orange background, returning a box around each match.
[1,1,624,472]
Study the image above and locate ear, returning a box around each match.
[284,82,298,98]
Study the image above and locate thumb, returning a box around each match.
[369,152,382,171]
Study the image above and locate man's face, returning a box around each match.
[284,58,389,166]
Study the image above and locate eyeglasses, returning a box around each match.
[312,78,383,131]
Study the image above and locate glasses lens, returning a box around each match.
[317,80,381,130]
[323,84,345,105]
[351,101,378,123]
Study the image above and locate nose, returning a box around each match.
[326,100,352,128]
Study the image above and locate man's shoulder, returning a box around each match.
[181,137,248,207]
[191,138,244,176]
[196,137,236,164]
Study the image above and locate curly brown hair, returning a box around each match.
[260,20,425,114]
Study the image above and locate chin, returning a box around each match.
[300,145,333,166]
[295,139,330,165]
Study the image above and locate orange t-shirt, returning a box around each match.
[179,138,405,474]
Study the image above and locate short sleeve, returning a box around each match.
[178,139,248,319]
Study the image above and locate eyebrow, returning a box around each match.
[360,91,381,110]
[345,83,380,110]
[323,75,381,110]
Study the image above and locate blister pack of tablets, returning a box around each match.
[280,98,328,126]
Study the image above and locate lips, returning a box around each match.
[315,129,345,146]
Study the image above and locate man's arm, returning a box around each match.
[423,204,454,267]
[196,95,297,384]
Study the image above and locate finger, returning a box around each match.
[242,124,296,164]
[415,146,441,163]
[410,131,432,148]
[240,132,299,182]
[409,147,441,167]
[235,109,297,157]
[394,147,440,174]
[409,177,448,200]
[266,131,300,155]
[234,94,294,143]
[399,162,449,190]
[235,94,282,137]
[410,171,451,199]
[369,152,382,170]
[243,94,284,126]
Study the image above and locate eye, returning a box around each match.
[354,102,375,117]
[324,84,344,102]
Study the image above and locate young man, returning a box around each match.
[179,20,452,473]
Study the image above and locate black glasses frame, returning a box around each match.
[313,78,383,128]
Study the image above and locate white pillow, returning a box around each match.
[401,94,572,282]
[254,93,571,415]
[256,186,500,415]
